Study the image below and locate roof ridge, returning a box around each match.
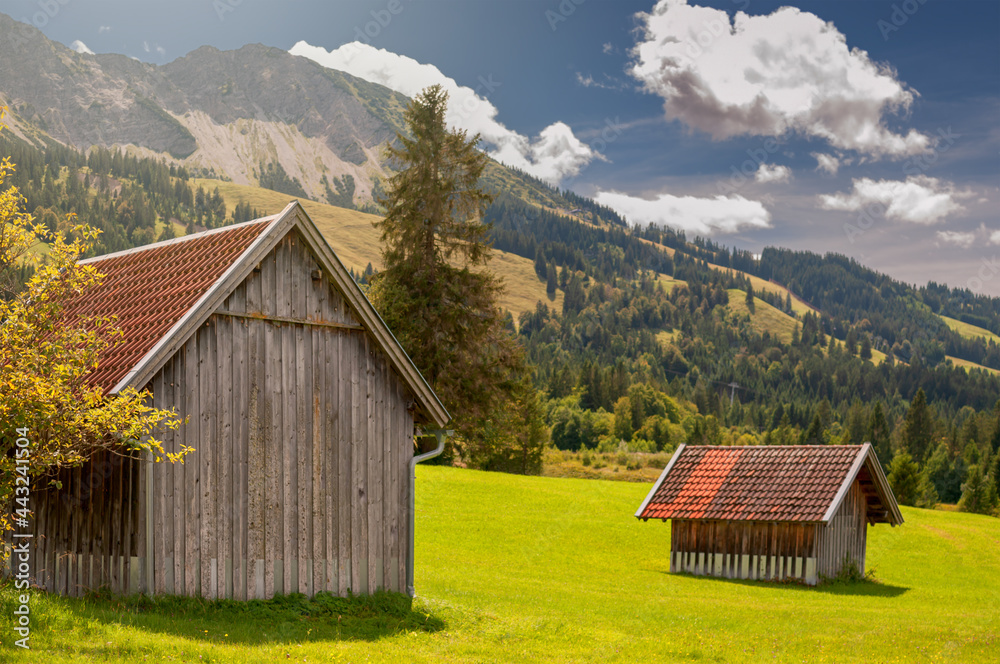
[79,214,280,265]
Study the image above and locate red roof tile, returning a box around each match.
[64,218,276,393]
[638,445,864,523]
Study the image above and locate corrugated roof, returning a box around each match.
[64,217,277,393]
[637,444,865,523]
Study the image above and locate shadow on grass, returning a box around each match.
[649,569,909,597]
[67,588,446,645]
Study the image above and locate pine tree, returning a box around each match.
[745,285,755,313]
[903,388,933,462]
[887,452,921,507]
[368,85,543,472]
[860,335,872,360]
[958,464,995,515]
[866,401,892,468]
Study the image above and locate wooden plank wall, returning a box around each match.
[670,519,819,585]
[1,451,142,597]
[8,230,416,598]
[815,481,867,579]
[146,231,415,599]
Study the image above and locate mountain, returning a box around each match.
[2,12,999,506]
[0,12,615,225]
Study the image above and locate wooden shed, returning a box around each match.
[6,201,449,599]
[635,443,902,585]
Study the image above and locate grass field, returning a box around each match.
[940,315,1000,345]
[947,355,1000,376]
[727,288,801,344]
[3,466,998,662]
[192,179,563,320]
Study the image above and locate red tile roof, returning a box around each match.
[64,217,276,393]
[638,445,865,522]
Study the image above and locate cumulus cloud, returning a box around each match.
[813,153,841,175]
[991,230,1000,246]
[936,230,975,248]
[630,0,931,157]
[755,163,790,183]
[819,176,968,224]
[70,40,94,55]
[594,190,771,235]
[289,41,598,185]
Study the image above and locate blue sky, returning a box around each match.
[4,0,999,295]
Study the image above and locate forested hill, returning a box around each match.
[2,11,999,509]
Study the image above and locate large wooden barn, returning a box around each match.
[636,443,902,585]
[7,201,449,599]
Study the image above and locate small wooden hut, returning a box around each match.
[635,443,902,585]
[6,201,449,599]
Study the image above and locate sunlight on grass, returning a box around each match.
[2,466,998,662]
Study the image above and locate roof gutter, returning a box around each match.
[407,428,452,597]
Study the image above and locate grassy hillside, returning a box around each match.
[947,354,1000,376]
[940,314,1000,345]
[727,288,801,344]
[4,466,997,663]
[714,265,815,316]
[193,179,563,320]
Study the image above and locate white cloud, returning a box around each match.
[70,40,94,55]
[813,153,840,175]
[594,190,771,235]
[156,45,166,57]
[936,230,975,248]
[142,40,150,53]
[989,230,1000,246]
[819,176,968,224]
[602,42,615,54]
[99,25,111,33]
[755,163,790,183]
[630,0,931,157]
[289,41,598,185]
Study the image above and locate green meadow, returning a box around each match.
[2,465,998,662]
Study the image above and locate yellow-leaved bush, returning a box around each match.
[0,138,188,553]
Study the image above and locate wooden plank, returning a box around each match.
[323,330,341,594]
[311,325,324,595]
[384,360,395,591]
[218,312,233,599]
[184,335,200,597]
[201,322,216,599]
[339,331,352,596]
[69,464,82,596]
[355,333,368,594]
[247,317,266,600]
[280,238,295,596]
[296,276,311,595]
[265,250,281,598]
[398,380,410,592]
[367,338,379,591]
[232,288,248,601]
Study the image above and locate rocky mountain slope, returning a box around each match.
[0,12,409,203]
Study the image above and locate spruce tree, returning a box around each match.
[866,401,892,468]
[745,285,755,313]
[903,388,933,462]
[368,84,543,473]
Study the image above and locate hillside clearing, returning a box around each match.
[4,466,997,663]
[947,354,1000,376]
[192,179,563,320]
[940,314,1000,345]
[727,288,801,344]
